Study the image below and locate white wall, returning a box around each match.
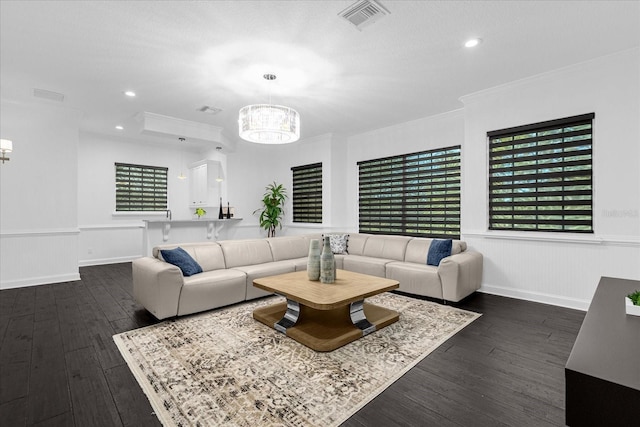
[459,48,640,309]
[226,133,337,239]
[339,49,639,310]
[0,98,81,288]
[2,49,638,307]
[77,132,226,265]
[346,109,466,232]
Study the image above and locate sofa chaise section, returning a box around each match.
[132,242,246,319]
[384,237,482,301]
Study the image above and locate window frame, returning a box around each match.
[357,145,461,239]
[115,162,168,212]
[291,162,323,224]
[487,113,594,234]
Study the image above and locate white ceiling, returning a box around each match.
[1,0,639,150]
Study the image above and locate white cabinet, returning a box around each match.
[188,160,221,207]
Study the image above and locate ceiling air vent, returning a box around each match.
[33,88,65,102]
[339,0,390,30]
[197,105,223,115]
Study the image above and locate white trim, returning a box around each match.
[460,48,639,105]
[462,230,640,246]
[79,255,140,267]
[1,273,81,290]
[0,228,80,237]
[478,283,590,312]
[79,223,144,230]
[286,223,325,229]
[112,211,167,217]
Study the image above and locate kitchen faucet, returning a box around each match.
[166,209,172,220]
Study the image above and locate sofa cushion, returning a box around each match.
[427,239,452,266]
[404,238,466,264]
[154,242,225,272]
[159,247,203,276]
[342,255,390,278]
[268,236,310,261]
[344,233,370,256]
[219,239,274,268]
[385,261,443,299]
[323,233,349,254]
[179,269,247,316]
[232,260,297,300]
[362,235,412,261]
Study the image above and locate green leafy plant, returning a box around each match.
[628,290,640,306]
[253,182,287,237]
[194,207,206,218]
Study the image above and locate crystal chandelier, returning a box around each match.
[238,74,300,144]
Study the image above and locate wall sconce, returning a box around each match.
[0,139,13,164]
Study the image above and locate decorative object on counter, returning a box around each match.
[226,202,231,219]
[320,236,336,284]
[307,239,321,281]
[0,139,13,164]
[253,182,287,237]
[626,290,640,316]
[195,207,206,218]
[218,197,224,219]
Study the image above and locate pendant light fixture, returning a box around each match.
[238,74,300,144]
[177,137,187,180]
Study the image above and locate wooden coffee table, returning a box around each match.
[252,269,399,352]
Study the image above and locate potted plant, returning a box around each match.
[253,182,287,237]
[626,290,640,316]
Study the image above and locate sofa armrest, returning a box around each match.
[132,257,184,320]
[437,251,483,302]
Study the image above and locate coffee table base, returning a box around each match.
[253,301,399,352]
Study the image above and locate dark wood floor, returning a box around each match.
[0,263,585,426]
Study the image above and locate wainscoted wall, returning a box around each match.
[0,98,81,290]
[459,48,640,309]
[0,230,80,288]
[463,234,640,310]
[78,224,144,267]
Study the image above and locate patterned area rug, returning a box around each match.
[114,292,480,426]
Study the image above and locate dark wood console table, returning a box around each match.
[565,276,640,426]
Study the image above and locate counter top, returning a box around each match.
[144,218,242,224]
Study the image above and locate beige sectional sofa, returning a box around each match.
[132,233,483,320]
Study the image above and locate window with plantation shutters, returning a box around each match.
[291,162,322,223]
[115,163,168,211]
[488,113,594,233]
[358,146,461,238]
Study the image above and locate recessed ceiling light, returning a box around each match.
[115,125,124,130]
[124,91,136,97]
[465,38,482,48]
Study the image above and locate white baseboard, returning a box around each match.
[479,283,590,311]
[0,273,81,290]
[78,255,140,267]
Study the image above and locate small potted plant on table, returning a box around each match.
[626,290,640,316]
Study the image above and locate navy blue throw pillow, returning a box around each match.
[427,239,453,266]
[160,247,203,276]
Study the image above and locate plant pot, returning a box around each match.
[625,297,640,316]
